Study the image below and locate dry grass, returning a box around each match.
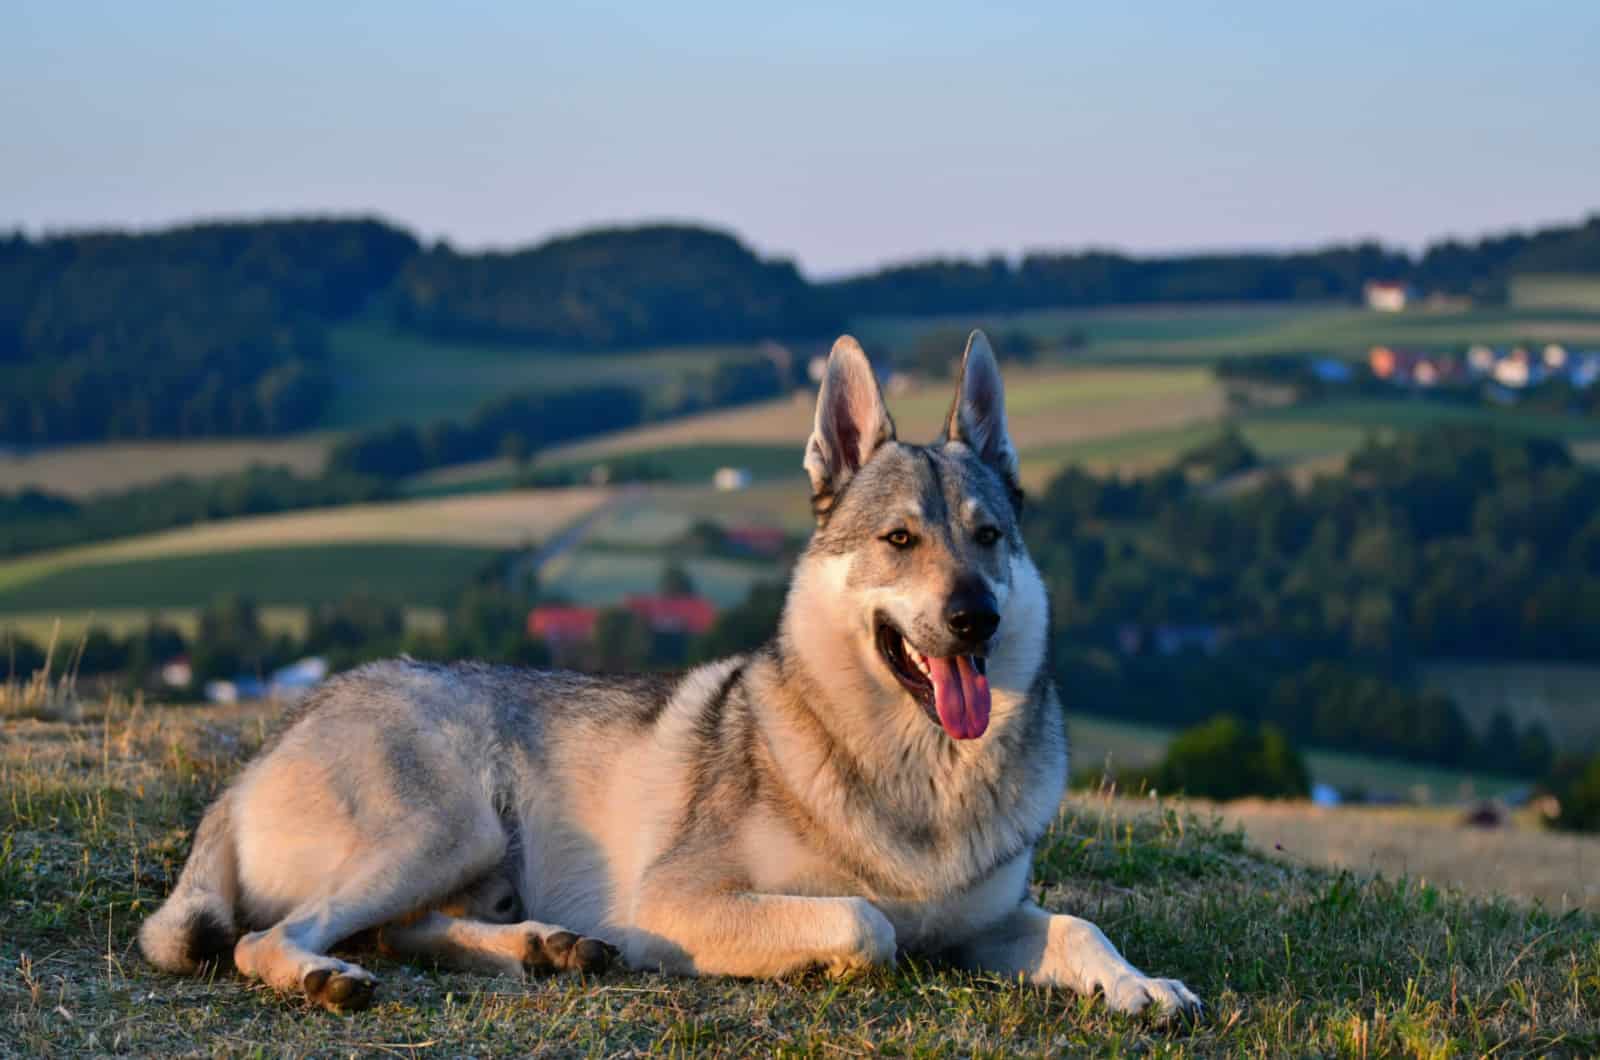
[1211,799,1600,913]
[0,436,334,498]
[1,699,1596,1056]
[0,622,79,723]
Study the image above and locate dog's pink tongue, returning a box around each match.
[926,655,991,740]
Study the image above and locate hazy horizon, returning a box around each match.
[8,1,1600,274]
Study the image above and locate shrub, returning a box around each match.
[1550,755,1600,833]
[1154,715,1310,801]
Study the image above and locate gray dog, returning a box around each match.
[140,331,1200,1019]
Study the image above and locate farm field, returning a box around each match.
[0,435,335,497]
[1068,714,1525,805]
[1024,395,1600,482]
[0,543,501,612]
[855,302,1600,363]
[2,698,1593,1057]
[0,606,445,649]
[0,488,610,615]
[1211,798,1600,912]
[407,443,802,498]
[537,365,1227,466]
[538,547,779,609]
[322,320,748,430]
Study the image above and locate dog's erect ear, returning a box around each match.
[805,335,895,519]
[943,329,1020,486]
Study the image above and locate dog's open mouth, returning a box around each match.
[874,617,991,741]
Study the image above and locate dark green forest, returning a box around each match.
[0,219,417,443]
[392,225,838,347]
[6,213,1599,445]
[1031,424,1598,776]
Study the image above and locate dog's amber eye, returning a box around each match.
[975,526,1001,546]
[884,529,915,550]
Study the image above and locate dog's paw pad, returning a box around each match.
[529,929,617,974]
[572,937,617,972]
[303,967,377,1013]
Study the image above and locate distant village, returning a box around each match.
[1362,280,1600,396]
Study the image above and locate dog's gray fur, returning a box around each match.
[140,331,1200,1018]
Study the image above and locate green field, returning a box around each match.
[1022,395,1600,480]
[538,546,778,609]
[1422,659,1600,752]
[1511,274,1600,311]
[1067,714,1524,804]
[0,544,499,613]
[406,443,802,498]
[323,320,744,429]
[855,302,1600,363]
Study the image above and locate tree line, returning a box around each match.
[821,214,1600,315]
[7,213,1598,445]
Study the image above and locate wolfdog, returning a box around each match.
[140,331,1200,1019]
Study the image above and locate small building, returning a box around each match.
[527,605,601,644]
[723,524,787,557]
[270,657,328,701]
[160,656,193,689]
[623,594,717,636]
[1571,352,1600,389]
[1491,348,1539,389]
[1309,359,1352,384]
[1364,280,1416,312]
[1369,346,1420,382]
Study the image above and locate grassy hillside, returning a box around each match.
[0,436,336,498]
[0,543,499,611]
[2,699,1594,1056]
[855,302,1600,363]
[9,299,1599,499]
[323,321,745,430]
[0,496,604,627]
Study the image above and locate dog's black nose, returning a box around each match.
[945,588,1000,644]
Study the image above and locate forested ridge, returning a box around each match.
[1030,424,1600,775]
[4,213,1600,445]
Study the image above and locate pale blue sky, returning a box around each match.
[6,1,1598,274]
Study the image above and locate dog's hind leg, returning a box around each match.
[378,912,618,978]
[232,813,506,1013]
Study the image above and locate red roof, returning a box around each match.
[527,606,600,642]
[724,524,786,556]
[624,594,717,635]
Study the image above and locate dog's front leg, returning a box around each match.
[632,882,896,979]
[953,901,1201,1019]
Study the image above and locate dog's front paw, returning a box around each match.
[1102,972,1202,1022]
[302,962,378,1014]
[826,898,896,978]
[524,927,620,975]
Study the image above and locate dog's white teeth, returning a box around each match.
[901,635,932,675]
